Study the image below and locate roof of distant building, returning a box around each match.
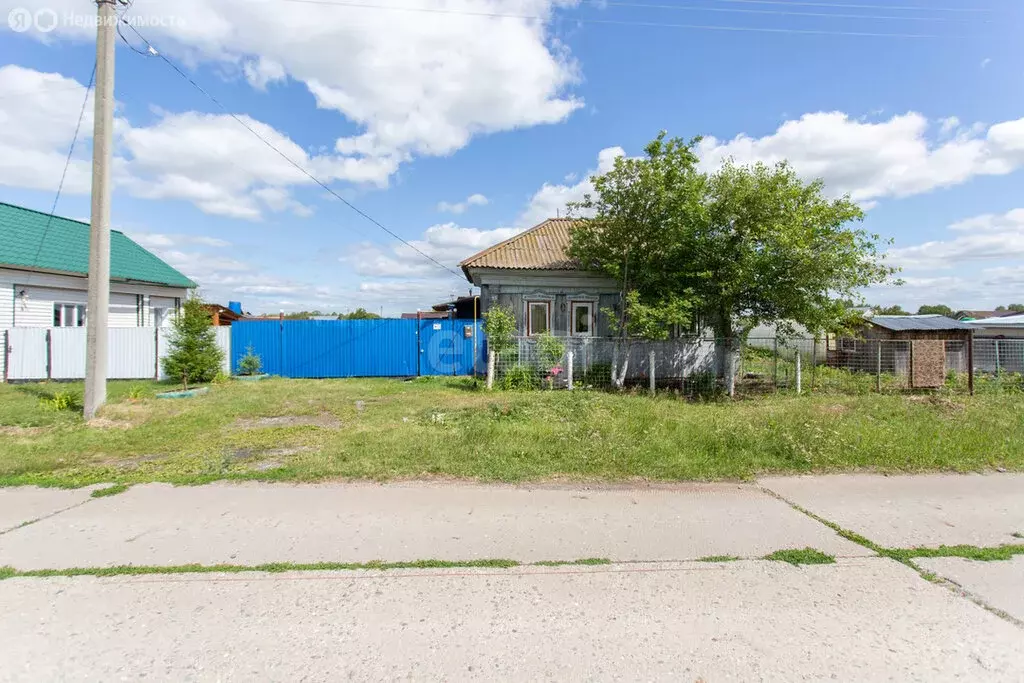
[867,315,974,332]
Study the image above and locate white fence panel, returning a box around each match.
[110,328,159,379]
[3,326,232,381]
[50,327,86,379]
[7,328,48,380]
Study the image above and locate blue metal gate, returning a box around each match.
[231,318,484,379]
[417,319,485,376]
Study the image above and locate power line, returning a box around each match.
[704,0,988,12]
[120,21,467,282]
[278,0,942,37]
[29,63,97,273]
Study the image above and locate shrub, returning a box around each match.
[39,390,79,412]
[161,297,225,390]
[500,364,538,391]
[126,384,147,400]
[238,345,263,376]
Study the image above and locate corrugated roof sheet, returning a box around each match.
[963,314,1024,327]
[0,201,195,288]
[868,315,974,331]
[460,218,581,273]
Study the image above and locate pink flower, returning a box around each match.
[549,366,563,376]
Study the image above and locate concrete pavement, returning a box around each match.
[3,559,1023,682]
[1,474,1022,681]
[0,481,868,569]
[761,473,1024,547]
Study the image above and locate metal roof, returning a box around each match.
[459,218,581,276]
[0,201,195,288]
[868,315,974,332]
[963,314,1024,327]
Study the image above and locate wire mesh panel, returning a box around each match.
[486,335,1024,396]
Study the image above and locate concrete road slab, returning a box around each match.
[0,486,96,534]
[0,482,867,569]
[916,556,1024,624]
[2,559,1022,682]
[761,473,1024,548]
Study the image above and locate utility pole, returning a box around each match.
[84,0,117,419]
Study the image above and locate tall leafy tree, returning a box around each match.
[339,308,381,320]
[161,297,225,389]
[917,304,953,317]
[569,132,897,393]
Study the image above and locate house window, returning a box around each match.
[527,301,550,336]
[53,303,86,328]
[571,302,594,337]
[153,308,168,328]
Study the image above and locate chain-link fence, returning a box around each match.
[486,336,1024,396]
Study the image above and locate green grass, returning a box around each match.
[697,555,742,563]
[0,557,629,580]
[90,484,129,498]
[532,558,611,567]
[1,377,1022,487]
[885,544,1024,563]
[763,548,836,565]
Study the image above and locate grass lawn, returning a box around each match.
[0,377,1021,488]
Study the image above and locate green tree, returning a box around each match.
[917,304,953,317]
[339,308,381,320]
[1007,304,1024,313]
[873,304,909,315]
[161,297,225,389]
[483,305,516,357]
[570,132,897,394]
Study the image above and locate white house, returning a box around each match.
[0,201,194,329]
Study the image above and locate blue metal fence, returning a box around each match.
[230,318,485,378]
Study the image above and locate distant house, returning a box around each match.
[460,218,620,337]
[0,202,194,329]
[954,310,1010,322]
[963,313,1024,339]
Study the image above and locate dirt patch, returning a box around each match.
[227,446,311,462]
[234,414,342,430]
[0,425,45,437]
[817,404,849,416]
[87,418,134,430]
[905,395,966,414]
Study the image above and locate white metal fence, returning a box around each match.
[0,327,231,381]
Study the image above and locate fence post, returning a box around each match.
[995,339,1001,375]
[2,330,8,383]
[773,337,779,390]
[795,352,802,395]
[811,338,817,391]
[876,341,882,393]
[649,349,656,396]
[567,349,574,391]
[486,350,495,390]
[154,326,160,380]
[967,335,975,396]
[45,329,52,380]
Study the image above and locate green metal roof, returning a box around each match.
[0,201,195,288]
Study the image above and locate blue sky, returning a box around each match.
[1,0,1022,314]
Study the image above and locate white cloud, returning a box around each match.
[130,232,231,250]
[886,208,1024,271]
[0,65,94,194]
[697,112,1024,204]
[516,145,624,227]
[2,0,582,182]
[981,58,992,68]
[437,193,489,214]
[346,222,520,277]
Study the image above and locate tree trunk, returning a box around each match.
[713,314,738,397]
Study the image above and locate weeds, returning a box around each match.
[885,544,1024,563]
[697,555,741,563]
[38,390,79,412]
[763,548,836,565]
[90,484,129,498]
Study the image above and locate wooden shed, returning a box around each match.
[855,315,974,388]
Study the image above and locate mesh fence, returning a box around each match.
[486,336,1024,396]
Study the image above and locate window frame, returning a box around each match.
[53,302,86,328]
[526,300,551,336]
[569,300,595,337]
